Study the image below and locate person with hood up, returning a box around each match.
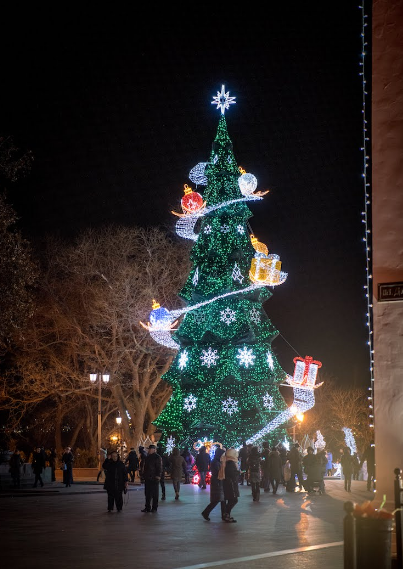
[222,448,240,523]
[201,446,226,521]
[103,450,128,512]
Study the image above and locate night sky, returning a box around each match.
[0,7,370,387]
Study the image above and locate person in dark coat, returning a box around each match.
[201,446,226,521]
[181,447,194,484]
[169,447,186,500]
[260,442,271,492]
[157,444,170,500]
[61,447,74,487]
[196,446,210,489]
[32,446,46,488]
[340,447,354,492]
[9,449,23,488]
[47,448,57,482]
[268,446,283,494]
[288,443,304,491]
[125,448,139,483]
[246,446,261,501]
[223,448,240,522]
[238,442,248,485]
[352,452,360,480]
[103,450,128,512]
[138,446,147,483]
[141,444,162,513]
[360,441,375,491]
[303,447,317,493]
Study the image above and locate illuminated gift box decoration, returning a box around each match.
[181,184,204,214]
[288,355,323,389]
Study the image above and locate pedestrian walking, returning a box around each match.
[268,446,282,495]
[138,446,147,483]
[360,441,375,490]
[32,446,45,488]
[9,449,23,488]
[260,442,271,492]
[97,448,108,482]
[303,447,316,493]
[141,444,162,513]
[157,444,169,500]
[61,447,74,487]
[288,443,304,491]
[125,448,139,483]
[325,450,333,476]
[201,446,226,521]
[103,450,128,512]
[169,447,186,500]
[196,446,210,489]
[352,452,360,480]
[222,448,240,523]
[247,446,261,501]
[340,447,353,492]
[47,447,57,482]
[238,441,248,486]
[181,447,194,484]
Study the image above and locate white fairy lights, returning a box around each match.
[358,2,374,429]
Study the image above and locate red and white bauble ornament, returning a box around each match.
[181,184,204,214]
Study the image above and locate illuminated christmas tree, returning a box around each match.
[148,86,309,450]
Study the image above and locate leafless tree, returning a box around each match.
[2,225,190,452]
[301,375,371,453]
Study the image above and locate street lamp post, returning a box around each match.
[89,372,110,471]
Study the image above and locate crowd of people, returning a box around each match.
[4,438,376,518]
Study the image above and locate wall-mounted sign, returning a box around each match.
[378,282,403,302]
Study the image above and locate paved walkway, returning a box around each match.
[0,478,374,569]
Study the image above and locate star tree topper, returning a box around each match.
[211,85,236,115]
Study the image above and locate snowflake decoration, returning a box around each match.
[166,436,175,454]
[183,394,198,412]
[237,225,245,234]
[236,346,256,368]
[204,224,212,234]
[200,347,219,368]
[266,351,274,370]
[250,307,261,324]
[220,224,230,233]
[178,350,189,370]
[222,397,238,416]
[193,312,206,325]
[232,262,244,283]
[192,267,199,286]
[213,154,218,164]
[211,85,236,115]
[220,307,236,325]
[263,393,274,409]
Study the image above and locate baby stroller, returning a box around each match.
[306,463,325,495]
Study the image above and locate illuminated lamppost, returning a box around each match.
[116,415,124,459]
[89,372,110,471]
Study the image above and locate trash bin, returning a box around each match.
[355,517,392,569]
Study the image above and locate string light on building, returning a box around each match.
[358,2,374,430]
